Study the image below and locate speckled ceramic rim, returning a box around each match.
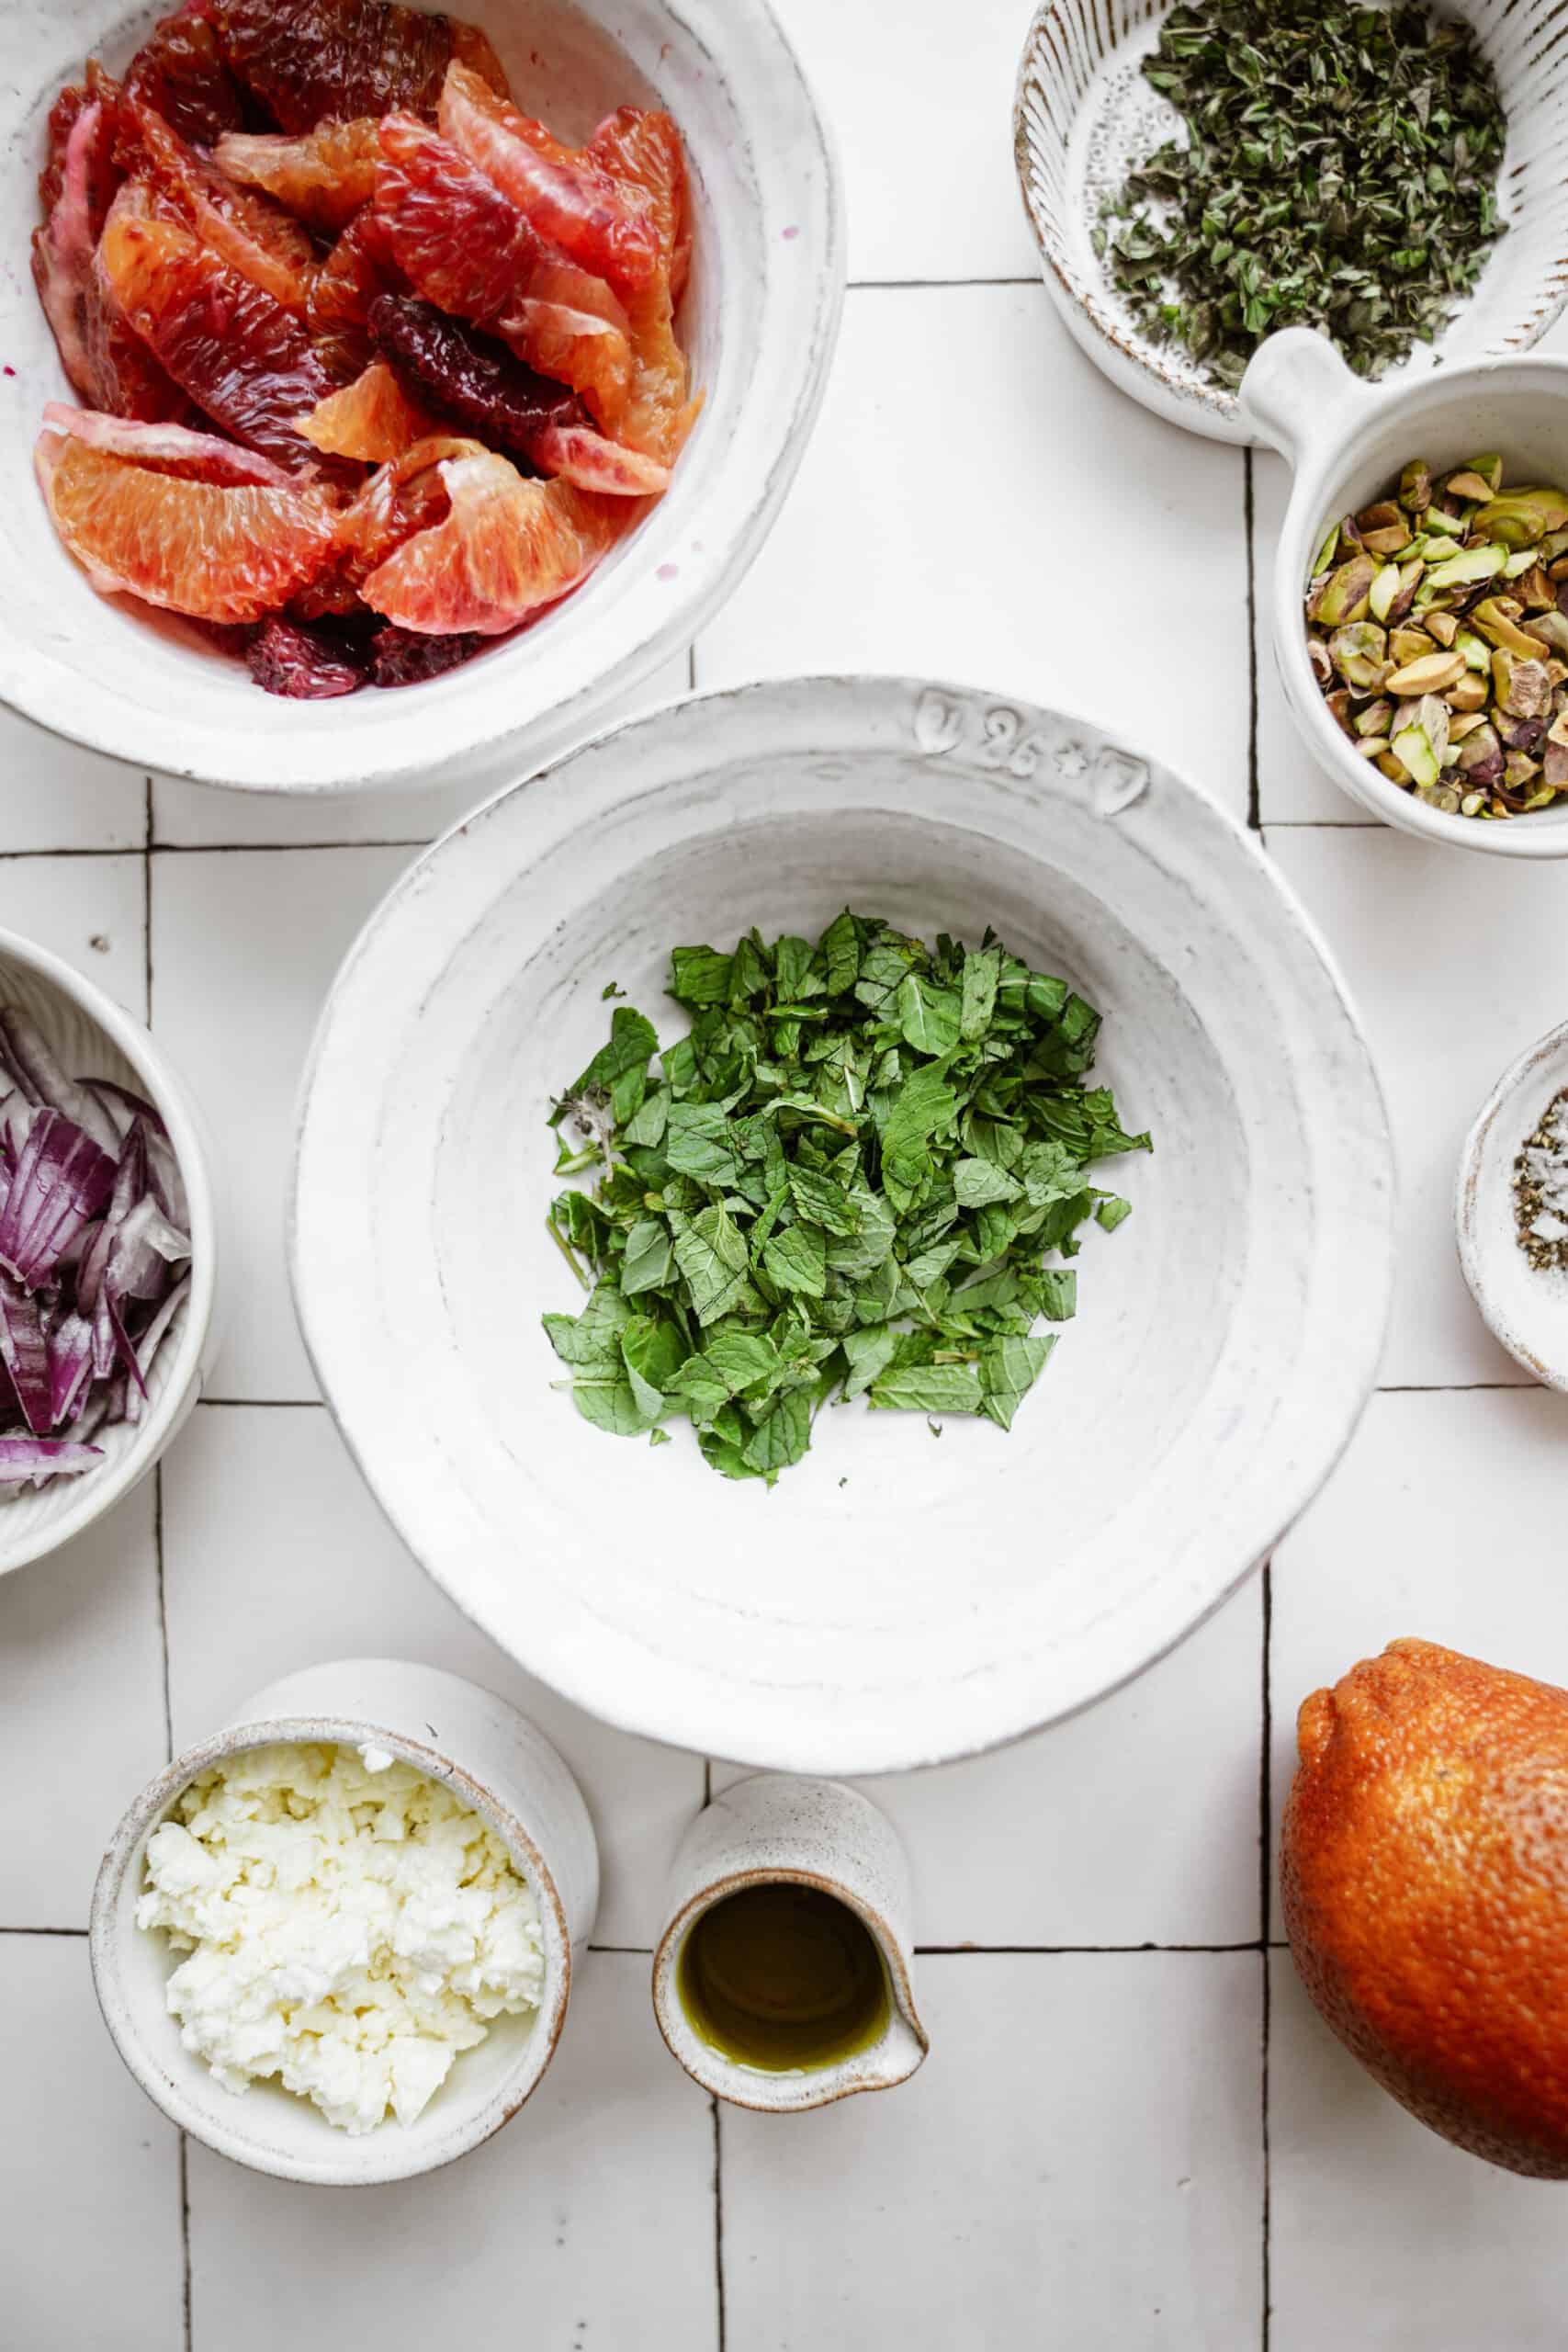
[650,1866,928,2112]
[1012,0,1568,447]
[89,1713,574,2187]
[0,924,218,1577]
[1456,1016,1568,1390]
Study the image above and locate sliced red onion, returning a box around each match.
[0,1273,56,1436]
[0,1108,116,1286]
[0,1009,119,1154]
[0,1437,104,1486]
[0,1010,194,1493]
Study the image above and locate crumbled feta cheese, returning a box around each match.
[138,1741,544,2135]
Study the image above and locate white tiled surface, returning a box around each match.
[5,1,1568,2342]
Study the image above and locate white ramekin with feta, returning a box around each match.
[90,1660,600,2186]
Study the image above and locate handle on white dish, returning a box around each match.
[1236,329,1371,464]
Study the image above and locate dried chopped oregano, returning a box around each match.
[541,913,1150,1485]
[1095,0,1508,390]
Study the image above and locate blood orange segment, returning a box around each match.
[297,430,475,612]
[584,107,697,467]
[525,424,669,497]
[38,69,122,241]
[360,448,626,634]
[373,112,631,423]
[215,119,381,232]
[125,101,319,317]
[367,294,580,454]
[42,400,295,486]
[307,208,403,379]
[247,614,369,696]
[33,100,113,401]
[438,62,659,300]
[124,13,246,147]
[212,0,508,135]
[39,429,336,622]
[296,359,435,461]
[100,208,345,476]
[369,622,481,684]
[590,107,691,302]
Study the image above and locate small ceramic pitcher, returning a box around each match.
[652,1774,928,2111]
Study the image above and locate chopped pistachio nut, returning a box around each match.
[1303,455,1568,820]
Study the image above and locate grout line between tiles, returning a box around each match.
[0,1925,88,1938]
[1244,452,1259,833]
[711,2096,727,2352]
[1259,1560,1274,2350]
[153,1464,174,1765]
[849,275,1040,290]
[178,2133,193,2352]
[914,1941,1263,1956]
[193,1382,1529,1414]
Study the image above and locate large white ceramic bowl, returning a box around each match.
[1240,328,1568,856]
[91,1658,601,2185]
[0,0,841,794]
[1014,0,1568,446]
[0,927,217,1577]
[291,675,1395,1775]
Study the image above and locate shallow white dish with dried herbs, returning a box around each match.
[1014,0,1568,445]
[291,673,1394,1775]
[1458,1016,1568,1391]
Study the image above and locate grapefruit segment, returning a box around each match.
[212,0,508,134]
[307,207,403,380]
[124,13,246,147]
[214,119,381,232]
[367,294,580,454]
[42,401,295,486]
[295,359,435,461]
[374,112,631,423]
[39,429,336,621]
[125,101,320,317]
[527,424,669,497]
[438,62,659,300]
[100,208,346,476]
[360,449,626,634]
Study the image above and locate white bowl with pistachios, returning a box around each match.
[1240,328,1568,856]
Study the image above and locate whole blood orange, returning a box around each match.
[1281,1636,1568,2177]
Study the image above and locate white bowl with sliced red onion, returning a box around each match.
[0,0,841,793]
[0,931,215,1576]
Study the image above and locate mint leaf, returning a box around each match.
[978,1333,1056,1430]
[762,1222,828,1298]
[671,1205,755,1326]
[869,1363,985,1415]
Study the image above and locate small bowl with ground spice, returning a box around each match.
[1241,327,1568,854]
[1457,1018,1568,1389]
[1014,0,1568,445]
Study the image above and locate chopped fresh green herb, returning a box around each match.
[1100,0,1507,390]
[542,914,1150,1486]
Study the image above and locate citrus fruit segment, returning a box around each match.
[124,12,246,148]
[299,430,476,612]
[439,62,659,300]
[212,0,508,135]
[307,207,402,380]
[33,98,113,401]
[125,101,320,318]
[585,108,696,467]
[100,208,344,475]
[215,119,381,233]
[374,111,632,424]
[360,449,624,634]
[367,294,580,453]
[527,424,669,497]
[38,70,123,243]
[247,614,369,696]
[42,400,296,486]
[296,359,434,461]
[369,622,481,685]
[39,429,336,622]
